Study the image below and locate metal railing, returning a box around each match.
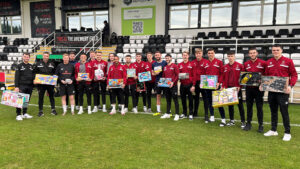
[32,31,55,54]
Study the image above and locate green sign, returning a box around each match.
[36,55,63,59]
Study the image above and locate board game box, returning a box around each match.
[260,76,289,93]
[212,87,239,108]
[154,66,162,74]
[127,69,136,78]
[239,72,261,86]
[34,74,58,85]
[78,73,89,81]
[138,71,152,82]
[108,79,123,88]
[200,75,218,89]
[1,90,30,108]
[158,78,172,87]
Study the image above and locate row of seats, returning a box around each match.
[55,27,94,33]
[0,37,8,45]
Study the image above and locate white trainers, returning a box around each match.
[143,106,147,112]
[283,133,292,141]
[209,116,215,122]
[16,115,23,121]
[147,108,152,113]
[174,114,180,121]
[124,108,128,113]
[102,107,107,113]
[133,108,138,114]
[78,107,84,115]
[23,113,33,119]
[88,107,92,114]
[92,106,98,113]
[109,109,116,115]
[160,113,171,119]
[121,109,126,115]
[75,106,79,110]
[264,130,278,137]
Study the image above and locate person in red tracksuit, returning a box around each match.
[91,51,108,113]
[145,52,156,112]
[263,44,298,141]
[243,48,266,132]
[178,51,194,120]
[107,55,127,115]
[160,54,180,121]
[123,55,138,113]
[75,53,94,115]
[190,48,210,122]
[133,53,148,112]
[205,48,226,126]
[221,51,245,128]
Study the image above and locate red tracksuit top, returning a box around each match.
[206,58,223,83]
[162,63,179,85]
[107,63,127,85]
[133,61,147,74]
[222,61,244,88]
[265,56,298,87]
[123,63,137,85]
[145,60,156,83]
[244,58,266,74]
[91,59,108,82]
[178,61,193,85]
[75,62,94,84]
[191,58,209,85]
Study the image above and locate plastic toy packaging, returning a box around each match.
[158,78,172,87]
[127,69,136,78]
[109,79,123,88]
[212,87,239,108]
[34,74,58,85]
[154,66,162,74]
[138,71,152,82]
[94,69,104,80]
[78,73,89,81]
[239,72,261,86]
[1,90,30,108]
[260,76,289,93]
[200,75,218,89]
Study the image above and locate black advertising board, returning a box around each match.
[55,32,99,47]
[62,0,109,11]
[30,1,56,37]
[0,0,20,16]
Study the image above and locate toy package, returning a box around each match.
[94,69,104,81]
[127,69,136,78]
[260,76,288,93]
[179,73,189,80]
[34,74,58,85]
[136,82,146,92]
[138,71,152,82]
[78,73,89,81]
[158,78,172,87]
[108,79,123,88]
[200,75,218,89]
[212,87,239,108]
[239,72,261,86]
[1,90,30,108]
[154,66,162,74]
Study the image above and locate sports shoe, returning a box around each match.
[51,110,58,116]
[124,108,128,113]
[147,108,152,113]
[257,125,264,133]
[179,114,186,119]
[75,106,79,110]
[121,109,126,115]
[241,122,246,129]
[16,115,23,121]
[78,109,84,115]
[243,123,252,131]
[189,115,193,121]
[92,106,98,113]
[98,106,102,110]
[143,106,147,112]
[282,133,292,141]
[205,117,210,124]
[227,120,235,126]
[23,113,33,119]
[109,109,116,115]
[153,112,161,116]
[209,116,215,122]
[133,108,138,114]
[38,112,44,117]
[160,113,171,119]
[174,114,180,121]
[219,122,226,127]
[264,130,278,137]
[102,107,107,113]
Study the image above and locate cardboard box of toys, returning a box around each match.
[108,79,123,88]
[34,74,58,85]
[239,72,261,86]
[138,71,151,82]
[213,87,239,108]
[78,73,89,81]
[1,90,30,108]
[158,78,172,87]
[200,75,218,89]
[260,76,289,93]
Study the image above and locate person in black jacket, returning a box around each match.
[102,20,110,46]
[34,52,57,117]
[14,53,35,121]
[55,53,75,115]
[69,52,79,110]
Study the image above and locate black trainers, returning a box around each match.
[219,122,226,127]
[241,122,246,129]
[257,125,264,133]
[243,123,252,131]
[227,120,235,126]
[98,106,102,110]
[38,112,44,117]
[179,114,186,119]
[204,116,210,123]
[51,110,58,116]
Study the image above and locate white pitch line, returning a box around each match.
[28,104,300,127]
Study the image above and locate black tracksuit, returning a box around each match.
[180,84,194,116]
[246,87,264,126]
[55,63,75,96]
[14,62,35,116]
[34,60,56,112]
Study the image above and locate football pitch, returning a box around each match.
[0,90,300,169]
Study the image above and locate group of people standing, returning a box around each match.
[13,44,297,141]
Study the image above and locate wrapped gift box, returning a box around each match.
[136,82,146,92]
[239,72,261,86]
[213,87,239,108]
[94,69,104,81]
[200,75,218,89]
[108,79,123,88]
[179,73,189,80]
[34,74,58,85]
[1,90,30,108]
[138,71,152,82]
[78,73,89,81]
[158,78,172,87]
[260,76,288,93]
[127,69,136,78]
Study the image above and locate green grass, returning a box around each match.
[1,90,300,168]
